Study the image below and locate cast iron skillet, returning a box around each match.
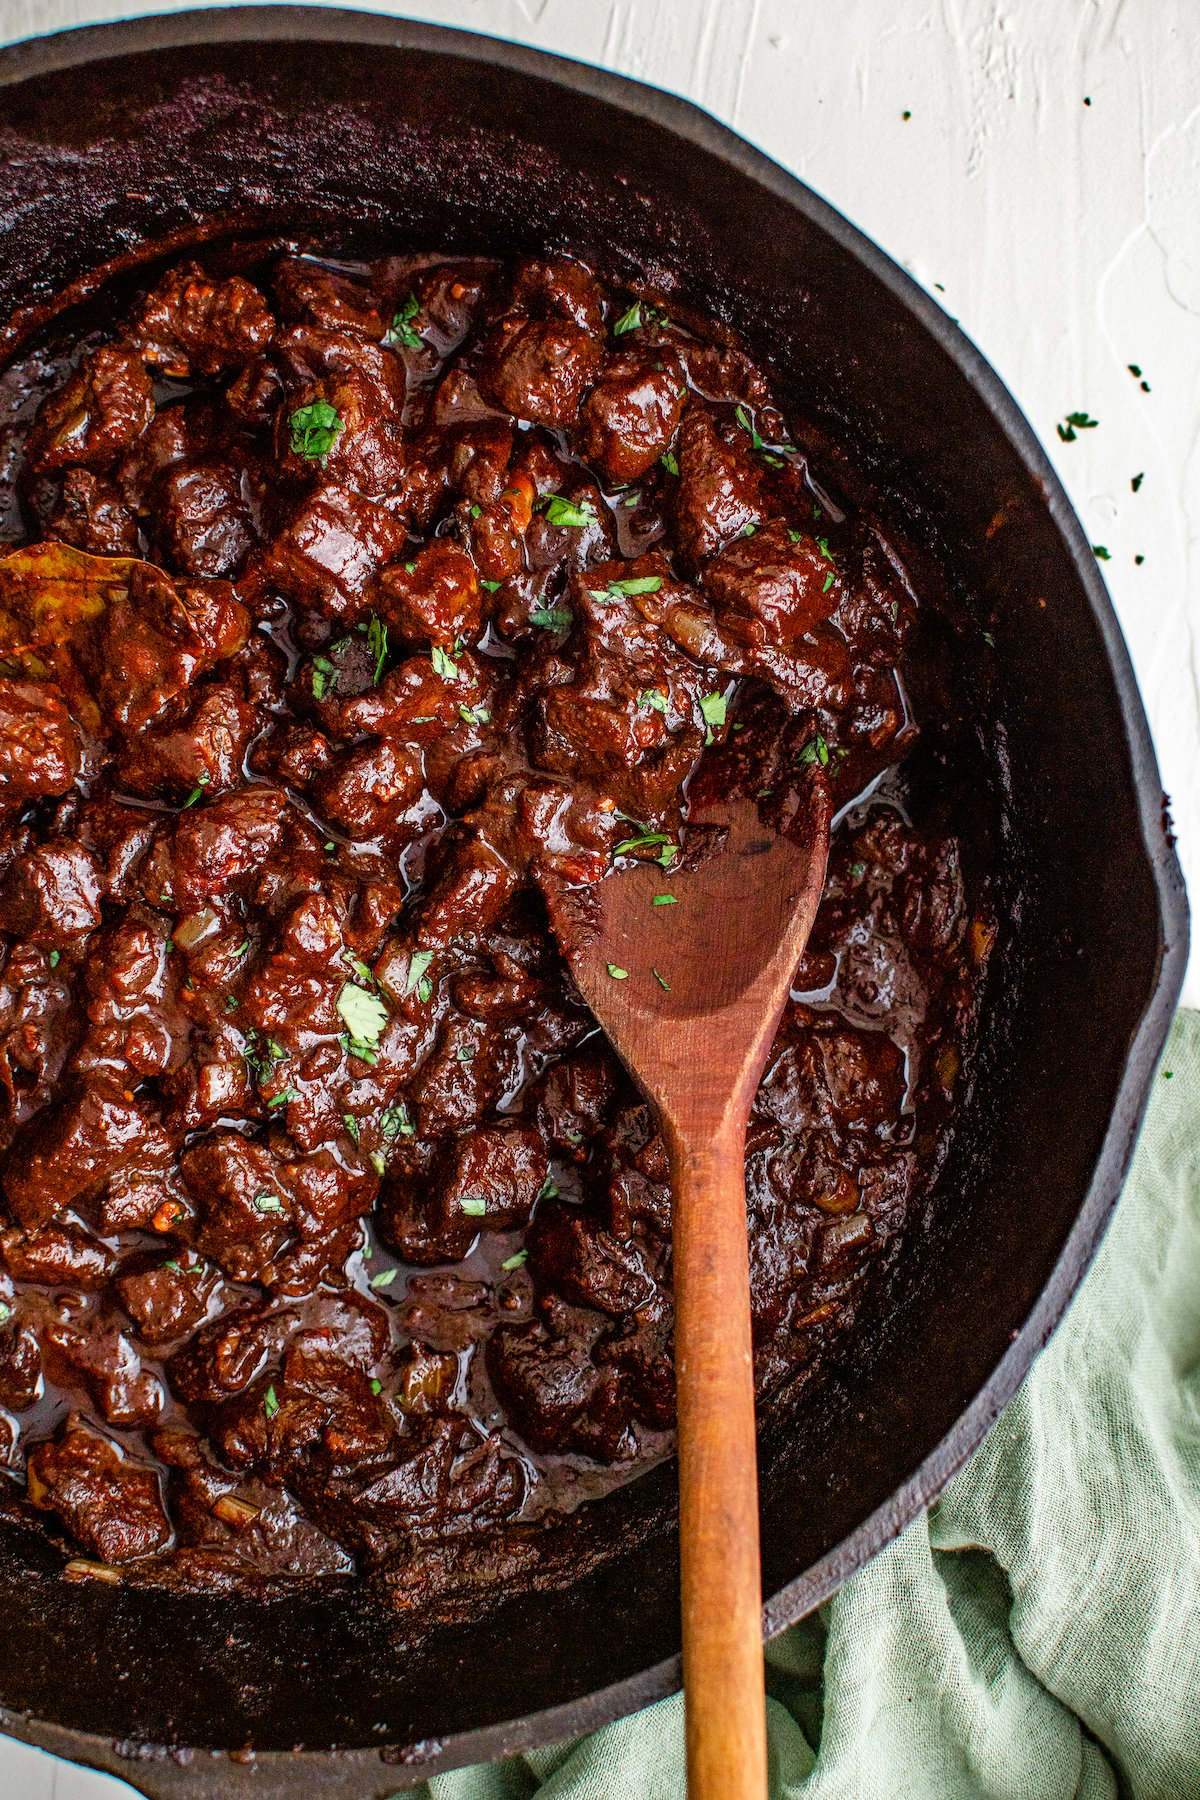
[0,10,1186,1795]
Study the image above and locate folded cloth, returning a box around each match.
[424,1009,1200,1800]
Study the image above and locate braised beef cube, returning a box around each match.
[441,1431,525,1528]
[155,457,259,579]
[275,329,406,494]
[487,1310,633,1461]
[253,723,333,789]
[532,1044,621,1156]
[477,318,603,427]
[378,542,482,650]
[451,964,542,1023]
[417,834,521,954]
[509,258,605,331]
[580,349,687,483]
[283,1342,395,1468]
[4,1084,171,1230]
[118,683,260,801]
[757,1018,906,1145]
[225,355,283,428]
[0,841,102,946]
[596,1314,675,1429]
[411,1012,516,1139]
[377,1175,472,1265]
[607,1165,672,1239]
[436,1122,548,1234]
[26,347,154,472]
[47,468,140,556]
[0,1317,42,1410]
[26,1423,172,1563]
[703,518,842,648]
[260,484,408,621]
[116,402,198,512]
[673,338,769,407]
[901,839,965,952]
[338,651,488,743]
[527,1200,663,1317]
[0,1222,115,1289]
[293,1416,459,1559]
[165,1304,291,1409]
[272,258,385,340]
[182,1134,295,1285]
[310,739,423,840]
[165,785,288,907]
[673,408,765,575]
[128,265,274,377]
[44,1312,164,1427]
[413,261,496,348]
[82,562,251,735]
[115,1252,221,1346]
[0,680,81,812]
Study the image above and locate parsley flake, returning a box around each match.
[370,1377,383,1394]
[653,967,671,991]
[264,1385,279,1420]
[1131,472,1144,492]
[661,450,680,477]
[183,772,211,808]
[253,1190,282,1213]
[342,1113,360,1145]
[640,688,669,714]
[367,615,388,685]
[480,578,501,593]
[1056,411,1099,442]
[460,1196,487,1216]
[607,964,629,980]
[336,982,388,1048]
[48,950,60,968]
[530,607,572,630]
[501,1249,528,1271]
[289,400,342,461]
[537,1176,559,1201]
[385,292,423,350]
[0,1301,11,1325]
[540,494,597,530]
[431,644,458,680]
[370,1268,397,1289]
[369,1151,386,1177]
[381,1102,415,1139]
[613,831,673,856]
[1093,544,1112,560]
[699,692,727,742]
[799,734,831,767]
[613,302,643,335]
[653,894,677,906]
[403,950,434,998]
[458,703,491,726]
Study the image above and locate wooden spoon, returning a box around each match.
[545,771,831,1800]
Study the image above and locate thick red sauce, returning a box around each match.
[0,246,992,1612]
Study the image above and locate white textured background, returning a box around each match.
[0,1,1196,1793]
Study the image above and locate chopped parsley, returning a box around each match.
[537,1176,559,1201]
[653,967,671,991]
[540,494,597,530]
[530,607,573,630]
[267,1088,299,1109]
[381,1102,415,1139]
[370,1267,397,1289]
[253,1190,283,1213]
[589,574,664,604]
[850,861,866,881]
[289,400,342,461]
[613,831,673,856]
[403,949,434,998]
[342,1113,360,1145]
[653,894,677,906]
[369,1151,386,1177]
[613,301,644,335]
[336,982,389,1048]
[823,571,835,593]
[1093,544,1112,560]
[458,703,490,727]
[699,691,727,742]
[264,1385,279,1420]
[0,1301,11,1325]
[455,1044,476,1062]
[1131,472,1144,492]
[639,688,669,714]
[183,772,211,808]
[431,644,458,680]
[367,615,388,685]
[48,950,60,968]
[800,734,831,767]
[386,292,423,350]
[342,950,376,987]
[459,1196,487,1216]
[480,578,502,593]
[816,536,833,561]
[1056,411,1099,442]
[501,1249,528,1271]
[607,963,629,980]
[661,450,680,477]
[735,404,764,451]
[370,1377,383,1394]
[311,654,335,700]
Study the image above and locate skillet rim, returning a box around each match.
[0,7,1187,1792]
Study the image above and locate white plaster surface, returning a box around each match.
[0,0,1194,1792]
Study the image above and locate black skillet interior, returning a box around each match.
[0,11,1185,1795]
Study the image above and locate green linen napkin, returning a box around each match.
[422,1009,1200,1800]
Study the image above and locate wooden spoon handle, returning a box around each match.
[670,1119,768,1800]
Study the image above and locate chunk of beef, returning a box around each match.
[3,1083,172,1230]
[0,680,80,812]
[26,347,154,472]
[272,258,384,340]
[128,265,275,377]
[274,328,406,495]
[0,1221,115,1289]
[439,1121,548,1232]
[531,1043,622,1156]
[259,484,407,621]
[336,651,488,743]
[377,542,482,649]
[309,738,423,840]
[154,457,260,579]
[115,1251,222,1347]
[509,258,606,332]
[410,1013,517,1138]
[26,1422,171,1562]
[0,841,102,947]
[167,1292,388,1412]
[703,518,843,649]
[159,785,288,908]
[527,1200,664,1317]
[181,1134,295,1286]
[673,407,765,575]
[0,943,79,1134]
[43,1305,165,1426]
[579,348,687,483]
[488,1306,633,1461]
[0,1315,42,1410]
[116,683,261,801]
[477,318,603,427]
[46,469,140,556]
